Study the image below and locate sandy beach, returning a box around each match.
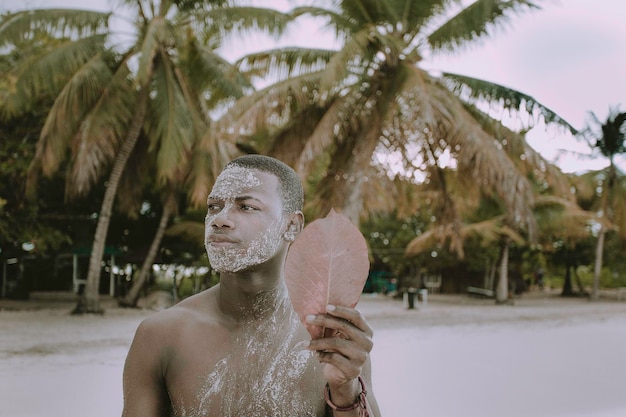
[1,291,625,417]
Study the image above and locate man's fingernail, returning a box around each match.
[306,314,316,322]
[326,304,336,312]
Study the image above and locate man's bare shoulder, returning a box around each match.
[135,287,221,337]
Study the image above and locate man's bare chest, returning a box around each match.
[164,316,326,416]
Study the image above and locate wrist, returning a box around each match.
[327,378,359,406]
[325,376,368,412]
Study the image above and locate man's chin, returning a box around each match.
[207,246,278,274]
[208,255,254,274]
[211,262,258,274]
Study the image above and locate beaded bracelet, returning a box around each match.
[324,376,369,416]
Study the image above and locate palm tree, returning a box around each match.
[218,0,576,231]
[0,2,290,313]
[531,191,593,296]
[575,108,626,300]
[402,105,575,303]
[403,168,525,303]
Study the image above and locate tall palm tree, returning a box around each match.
[576,107,626,300]
[0,1,290,313]
[219,0,576,230]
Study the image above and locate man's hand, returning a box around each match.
[305,304,374,407]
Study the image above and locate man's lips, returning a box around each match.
[207,235,238,245]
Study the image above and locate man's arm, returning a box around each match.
[122,317,172,417]
[306,305,382,417]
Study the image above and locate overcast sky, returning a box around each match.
[4,0,625,173]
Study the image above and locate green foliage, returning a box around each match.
[0,98,73,256]
[441,73,577,134]
[362,212,426,276]
[151,263,217,299]
[575,265,626,289]
[582,107,626,159]
[361,208,491,290]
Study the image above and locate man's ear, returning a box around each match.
[283,211,304,242]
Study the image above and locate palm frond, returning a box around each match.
[299,60,412,182]
[65,60,136,197]
[404,227,440,256]
[186,146,220,208]
[216,70,323,141]
[461,101,573,198]
[440,72,578,134]
[192,6,290,42]
[533,194,592,241]
[145,52,197,184]
[235,47,334,83]
[35,53,117,182]
[165,220,205,247]
[404,221,467,258]
[428,0,540,53]
[335,0,381,24]
[135,17,167,87]
[0,8,109,47]
[579,107,626,159]
[320,26,374,91]
[405,215,524,258]
[295,95,353,176]
[533,194,586,215]
[265,104,329,167]
[304,106,385,221]
[397,0,449,32]
[2,34,108,118]
[290,6,357,39]
[115,134,151,218]
[184,39,251,106]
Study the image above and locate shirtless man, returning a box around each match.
[122,155,380,417]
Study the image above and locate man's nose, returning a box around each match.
[211,208,234,228]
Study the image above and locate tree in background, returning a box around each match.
[0,30,76,297]
[0,1,289,313]
[219,0,575,233]
[404,110,573,303]
[0,107,73,279]
[531,191,592,296]
[578,107,626,300]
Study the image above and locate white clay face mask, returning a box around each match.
[204,166,286,273]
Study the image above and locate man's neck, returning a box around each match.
[217,269,290,322]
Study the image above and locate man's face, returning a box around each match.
[204,166,287,273]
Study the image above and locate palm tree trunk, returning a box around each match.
[561,264,574,297]
[331,114,382,224]
[496,237,510,304]
[119,192,176,307]
[591,160,616,302]
[591,225,606,301]
[73,89,149,314]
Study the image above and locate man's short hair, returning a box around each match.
[224,155,304,213]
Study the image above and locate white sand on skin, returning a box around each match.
[1,292,626,417]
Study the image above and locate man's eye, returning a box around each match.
[208,204,222,212]
[240,204,257,211]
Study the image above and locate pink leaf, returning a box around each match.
[285,209,370,339]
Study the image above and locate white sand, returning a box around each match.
[1,292,625,417]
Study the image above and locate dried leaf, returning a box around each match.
[285,209,370,339]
